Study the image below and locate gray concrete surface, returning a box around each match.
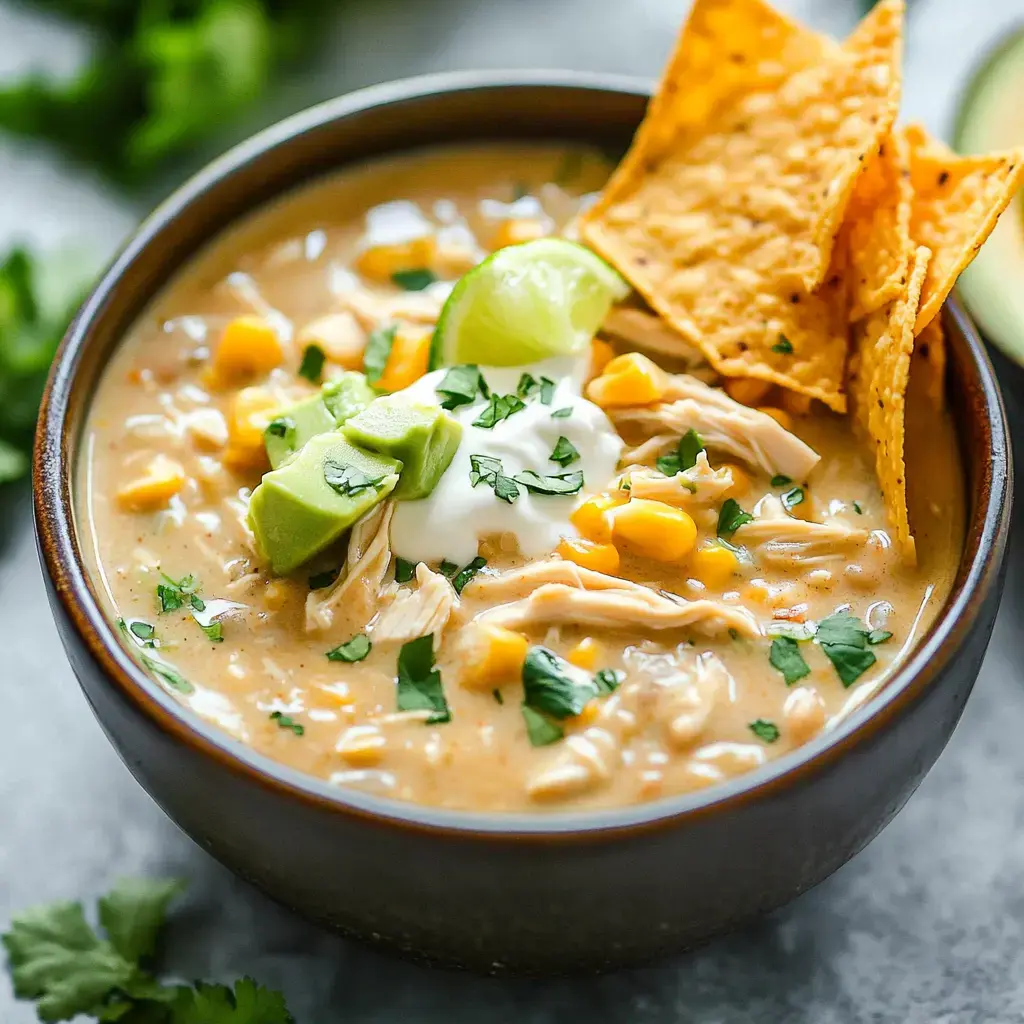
[4,0,1024,1020]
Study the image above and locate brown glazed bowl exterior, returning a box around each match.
[34,72,1011,974]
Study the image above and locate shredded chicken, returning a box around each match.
[600,307,710,374]
[465,559,652,601]
[735,496,869,566]
[621,452,735,507]
[610,373,820,480]
[337,288,443,331]
[526,727,620,802]
[657,652,732,750]
[372,562,458,645]
[304,503,394,633]
[479,583,759,638]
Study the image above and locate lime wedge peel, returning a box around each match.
[431,238,630,369]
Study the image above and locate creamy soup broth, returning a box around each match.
[80,145,965,812]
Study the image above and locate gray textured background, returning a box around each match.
[4,1,1024,1021]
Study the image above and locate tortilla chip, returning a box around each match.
[844,131,913,322]
[915,314,945,408]
[903,124,1024,334]
[582,0,903,412]
[849,245,931,562]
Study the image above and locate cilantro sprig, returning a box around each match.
[657,428,704,477]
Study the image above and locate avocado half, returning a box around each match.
[955,27,1024,361]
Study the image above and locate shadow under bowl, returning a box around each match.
[33,71,1012,974]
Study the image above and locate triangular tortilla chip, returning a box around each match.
[915,314,945,409]
[582,0,904,412]
[849,245,931,562]
[903,123,1024,334]
[844,130,913,322]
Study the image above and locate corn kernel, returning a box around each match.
[455,623,529,691]
[570,491,628,544]
[587,352,669,408]
[590,338,615,376]
[576,700,601,726]
[377,325,432,392]
[742,580,772,605]
[567,637,602,671]
[724,377,773,406]
[298,312,365,370]
[690,544,739,588]
[721,462,751,498]
[116,455,187,512]
[223,386,280,472]
[209,316,284,384]
[756,406,794,431]
[336,725,387,766]
[355,235,436,281]
[612,498,697,561]
[780,390,813,416]
[556,537,620,575]
[490,218,547,250]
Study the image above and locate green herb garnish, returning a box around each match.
[749,719,781,743]
[265,416,295,441]
[391,268,437,291]
[853,501,864,515]
[521,704,565,747]
[323,460,387,497]
[326,634,372,663]
[129,621,156,646]
[815,612,877,687]
[362,324,397,385]
[436,364,488,410]
[522,646,597,719]
[513,470,584,496]
[781,486,805,511]
[551,406,573,419]
[469,454,520,504]
[867,629,893,645]
[394,557,417,584]
[270,711,304,737]
[196,618,223,643]
[472,393,526,429]
[549,436,580,468]
[769,636,811,685]
[656,428,704,476]
[516,372,538,398]
[717,498,754,538]
[156,573,201,614]
[117,619,193,694]
[772,335,794,354]
[452,556,487,595]
[308,568,340,590]
[493,688,504,705]
[396,634,450,724]
[298,343,325,382]
[438,560,459,579]
[539,377,556,405]
[594,668,624,694]
[771,474,792,487]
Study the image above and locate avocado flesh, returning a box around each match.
[249,433,401,575]
[263,372,376,468]
[342,397,462,500]
[954,26,1024,360]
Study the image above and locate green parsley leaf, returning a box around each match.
[749,719,781,743]
[717,498,754,538]
[781,486,805,511]
[493,474,520,503]
[521,704,565,747]
[396,634,450,724]
[394,557,417,584]
[769,636,811,685]
[522,646,597,719]
[362,324,397,385]
[97,878,185,965]
[657,428,705,476]
[297,343,325,382]
[308,568,340,590]
[771,335,794,354]
[513,470,584,496]
[770,474,792,488]
[326,634,372,663]
[156,574,201,614]
[815,612,877,687]
[492,688,504,705]
[516,372,539,398]
[538,377,556,405]
[156,584,183,614]
[549,436,580,467]
[391,268,437,291]
[469,455,520,503]
[472,393,526,429]
[438,560,459,578]
[766,621,815,641]
[815,612,869,647]
[594,668,624,694]
[452,556,487,595]
[269,711,304,737]
[171,977,294,1024]
[323,460,387,497]
[436,365,487,410]
[868,629,893,645]
[551,406,573,419]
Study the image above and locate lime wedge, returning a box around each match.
[431,238,630,368]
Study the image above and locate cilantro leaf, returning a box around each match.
[868,629,893,645]
[516,373,538,398]
[396,635,450,723]
[717,498,753,538]
[362,324,397,385]
[815,612,877,686]
[469,455,519,503]
[749,719,781,743]
[323,460,387,497]
[435,365,486,410]
[522,646,597,719]
[98,879,185,965]
[472,393,525,429]
[521,704,564,747]
[538,377,556,405]
[308,567,340,590]
[326,634,371,663]
[770,474,792,488]
[594,668,624,694]
[549,436,580,468]
[196,618,224,643]
[391,268,436,291]
[551,406,572,419]
[512,470,584,496]
[768,636,810,685]
[170,977,293,1024]
[297,343,325,382]
[269,712,304,737]
[781,486,805,511]
[772,335,794,354]
[656,428,704,477]
[393,557,417,584]
[451,556,487,595]
[493,474,520,503]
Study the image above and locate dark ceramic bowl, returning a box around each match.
[34,72,1012,974]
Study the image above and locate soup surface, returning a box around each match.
[80,144,965,813]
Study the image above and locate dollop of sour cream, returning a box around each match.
[390,357,623,564]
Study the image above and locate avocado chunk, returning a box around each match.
[342,397,462,500]
[263,372,376,468]
[248,434,401,575]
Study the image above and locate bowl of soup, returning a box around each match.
[34,40,1012,972]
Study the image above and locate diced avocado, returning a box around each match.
[248,434,401,575]
[342,397,462,500]
[263,372,377,468]
[954,27,1024,361]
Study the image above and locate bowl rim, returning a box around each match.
[34,69,1012,839]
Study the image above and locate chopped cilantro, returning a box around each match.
[323,460,387,497]
[766,621,815,641]
[771,474,792,488]
[436,364,487,410]
[129,621,156,645]
[539,377,556,405]
[815,612,876,687]
[657,428,704,476]
[469,454,520,503]
[521,704,565,747]
[853,501,864,515]
[549,436,580,467]
[117,619,192,694]
[516,372,539,398]
[297,343,325,382]
[452,556,487,595]
[438,560,459,579]
[156,574,202,614]
[513,469,584,496]
[493,688,504,705]
[749,719,781,743]
[522,646,598,719]
[326,634,372,663]
[772,335,794,354]
[717,498,754,538]
[396,634,450,724]
[391,268,437,291]
[551,406,573,419]
[196,618,223,643]
[472,393,526,429]
[493,474,521,503]
[362,324,397,385]
[270,711,304,737]
[308,567,340,590]
[394,557,417,584]
[265,415,295,440]
[781,486,805,511]
[769,636,810,685]
[868,629,893,645]
[594,668,624,694]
